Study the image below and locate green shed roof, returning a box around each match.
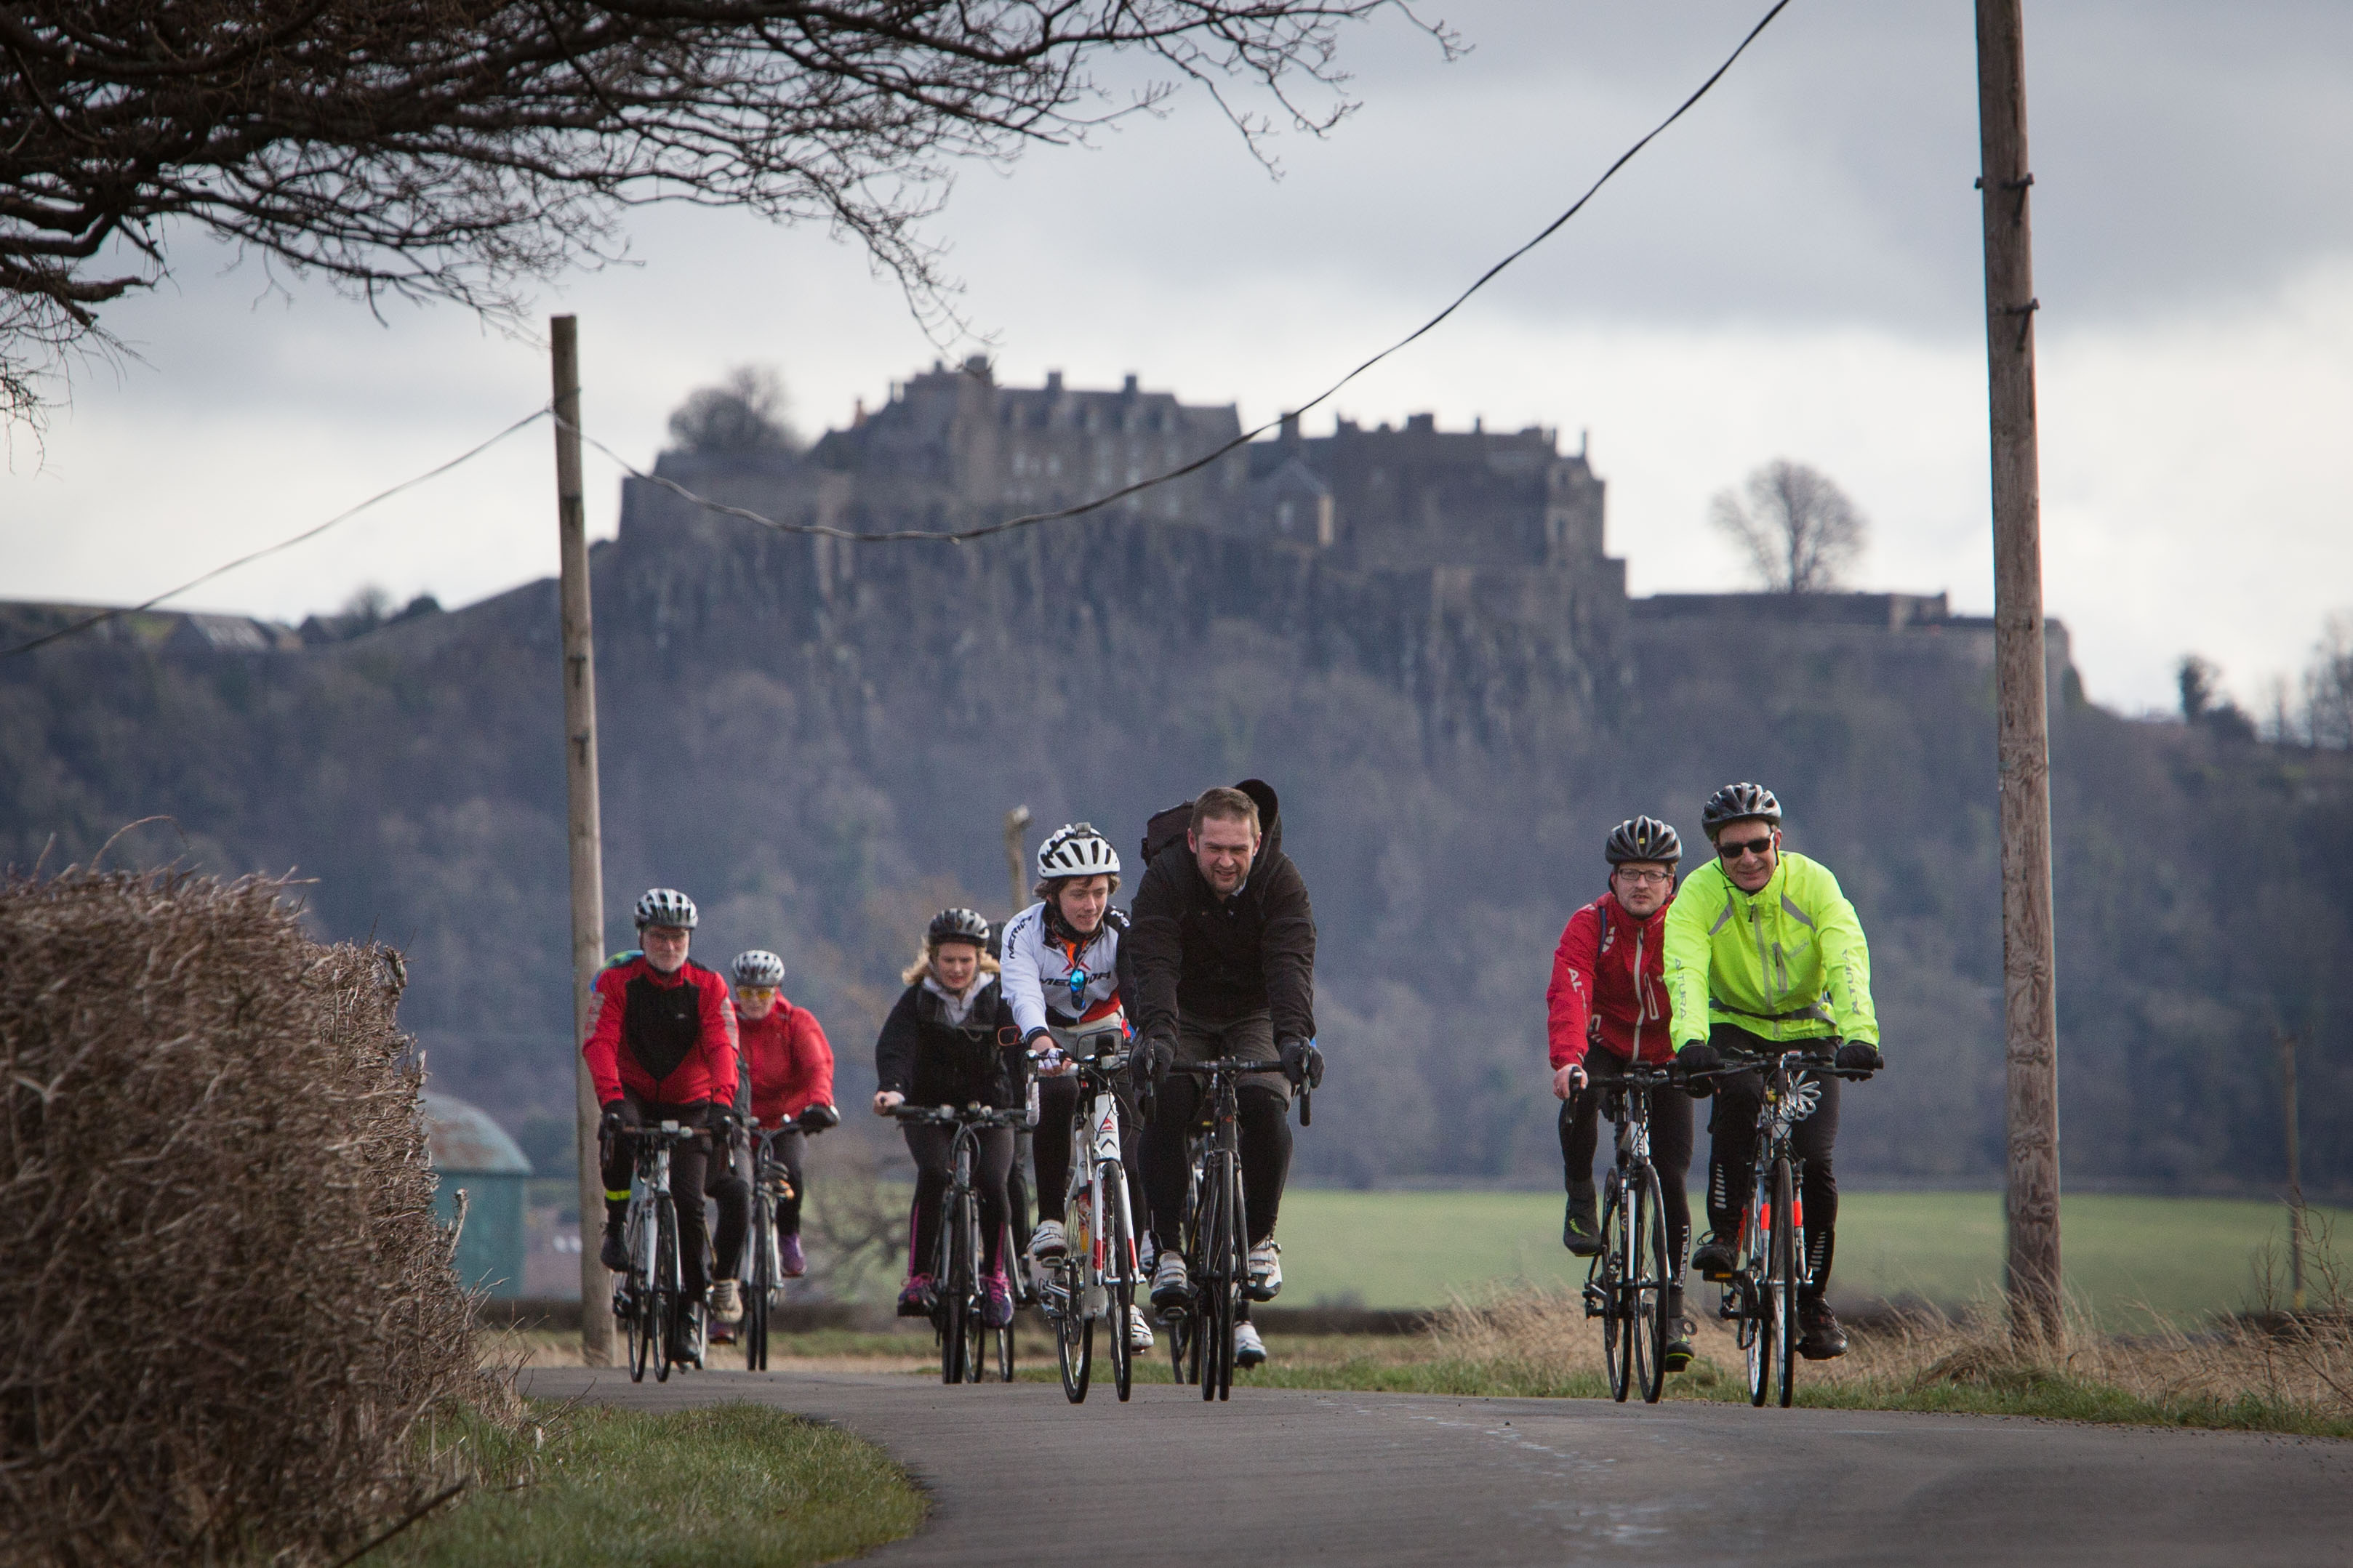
[422,1090,532,1175]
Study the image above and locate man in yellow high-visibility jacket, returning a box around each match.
[1664,782,1883,1362]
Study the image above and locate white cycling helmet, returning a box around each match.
[1036,822,1121,882]
[634,887,698,930]
[731,949,785,987]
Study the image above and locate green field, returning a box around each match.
[1272,1188,2345,1323]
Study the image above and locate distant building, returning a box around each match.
[423,1090,532,1299]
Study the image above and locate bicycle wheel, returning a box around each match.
[1211,1155,1245,1402]
[1106,1165,1135,1403]
[1631,1162,1669,1404]
[961,1190,988,1385]
[745,1198,771,1371]
[1599,1174,1630,1402]
[939,1193,970,1386]
[1056,1261,1093,1403]
[623,1207,652,1383]
[651,1197,679,1385]
[1771,1155,1797,1409]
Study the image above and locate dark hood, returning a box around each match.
[1233,778,1283,866]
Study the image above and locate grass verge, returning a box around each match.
[381,1401,924,1566]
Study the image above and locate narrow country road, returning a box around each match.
[524,1367,2352,1565]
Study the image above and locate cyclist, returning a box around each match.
[731,949,839,1281]
[1667,783,1883,1362]
[584,888,746,1329]
[1546,815,1699,1371]
[1000,822,1153,1356]
[872,908,1024,1330]
[1131,780,1320,1372]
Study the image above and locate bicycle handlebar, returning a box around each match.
[1162,1056,1312,1126]
[887,1103,1032,1128]
[1685,1045,1875,1083]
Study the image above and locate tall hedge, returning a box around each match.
[0,871,484,1565]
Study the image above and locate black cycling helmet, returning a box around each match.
[1606,816,1683,867]
[1699,782,1783,838]
[926,907,991,949]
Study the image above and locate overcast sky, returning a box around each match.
[4,0,2349,713]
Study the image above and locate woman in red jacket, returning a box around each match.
[1544,817,1696,1370]
[730,949,839,1279]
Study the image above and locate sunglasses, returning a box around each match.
[737,985,778,1000]
[1717,835,1776,860]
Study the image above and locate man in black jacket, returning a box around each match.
[1130,779,1320,1369]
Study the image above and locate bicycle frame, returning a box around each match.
[894,1102,1026,1385]
[1163,1056,1299,1403]
[1706,1046,1837,1408]
[1580,1063,1675,1404]
[615,1121,700,1384]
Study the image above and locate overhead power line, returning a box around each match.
[5,0,1790,648]
[606,0,1792,546]
[1,409,551,659]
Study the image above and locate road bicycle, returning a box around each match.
[892,1102,1029,1385]
[1161,1056,1310,1403]
[612,1120,703,1384]
[1579,1060,1678,1404]
[741,1114,834,1371]
[1035,1017,1144,1404]
[1698,1044,1869,1408]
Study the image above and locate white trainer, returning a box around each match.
[1150,1251,1190,1311]
[707,1277,743,1323]
[1247,1239,1283,1301]
[1233,1320,1267,1369]
[1029,1219,1067,1261]
[1127,1304,1156,1353]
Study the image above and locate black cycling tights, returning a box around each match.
[1558,1052,1695,1274]
[1031,1073,1147,1226]
[902,1122,1014,1280]
[1702,1024,1842,1300]
[1145,1079,1291,1255]
[599,1096,745,1295]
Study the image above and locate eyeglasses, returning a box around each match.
[1717,835,1775,860]
[1614,869,1673,886]
[737,986,778,1000]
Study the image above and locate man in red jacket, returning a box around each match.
[730,949,839,1279]
[1545,817,1696,1370]
[584,888,742,1316]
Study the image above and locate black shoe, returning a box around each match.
[1690,1236,1737,1280]
[598,1226,630,1273]
[1662,1289,1696,1371]
[1799,1299,1848,1361]
[1563,1191,1603,1257]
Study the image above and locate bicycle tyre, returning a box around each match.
[1198,1153,1231,1402]
[1216,1155,1246,1402]
[940,1189,971,1386]
[652,1197,679,1385]
[1106,1165,1134,1403]
[962,1191,988,1385]
[745,1197,771,1372]
[623,1205,651,1383]
[1057,1262,1093,1403]
[1772,1155,1797,1409]
[1600,1173,1630,1403]
[1632,1162,1669,1404]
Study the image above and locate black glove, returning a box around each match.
[1675,1040,1721,1077]
[600,1099,639,1135]
[798,1103,842,1133]
[1835,1040,1884,1077]
[705,1103,740,1141]
[1134,1032,1175,1093]
[1278,1037,1325,1091]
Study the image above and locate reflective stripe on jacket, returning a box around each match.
[1545,890,1675,1069]
[1660,851,1878,1049]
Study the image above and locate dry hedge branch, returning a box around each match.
[0,868,491,1567]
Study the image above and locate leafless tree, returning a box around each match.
[0,1,1454,425]
[2303,614,2353,749]
[668,365,799,456]
[1709,459,1869,595]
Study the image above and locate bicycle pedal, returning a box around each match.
[1581,1285,1607,1319]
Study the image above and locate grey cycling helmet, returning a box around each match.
[731,949,785,987]
[1036,822,1121,882]
[1699,782,1782,838]
[1606,816,1683,867]
[634,887,699,930]
[927,907,991,949]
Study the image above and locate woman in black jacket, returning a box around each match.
[872,907,1024,1325]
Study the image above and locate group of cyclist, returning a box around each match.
[581,771,1877,1381]
[1549,781,1882,1369]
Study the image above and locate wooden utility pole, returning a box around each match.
[1976,0,2063,1348]
[552,315,614,1364]
[1003,806,1033,924]
[2282,1032,2306,1312]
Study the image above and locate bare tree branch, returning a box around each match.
[1709,457,1868,594]
[1,1,1459,423]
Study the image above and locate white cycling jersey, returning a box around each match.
[1000,901,1125,1042]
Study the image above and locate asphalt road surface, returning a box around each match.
[524,1365,2353,1565]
